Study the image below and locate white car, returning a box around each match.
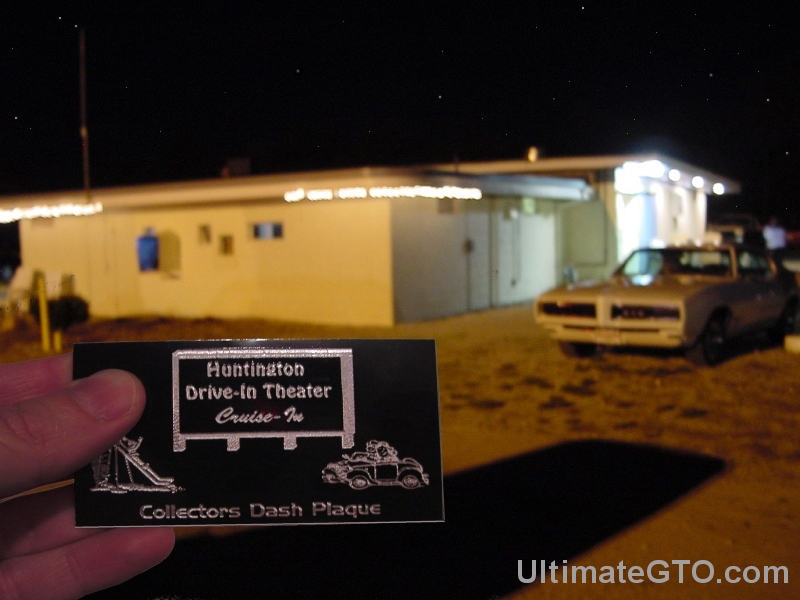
[535,245,799,365]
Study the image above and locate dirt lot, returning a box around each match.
[2,306,799,598]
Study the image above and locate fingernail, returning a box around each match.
[71,370,140,421]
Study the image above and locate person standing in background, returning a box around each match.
[763,216,787,264]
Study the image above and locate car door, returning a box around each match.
[759,252,791,318]
[735,249,779,330]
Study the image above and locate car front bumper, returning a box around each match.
[541,322,688,348]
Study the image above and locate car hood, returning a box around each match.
[538,275,732,303]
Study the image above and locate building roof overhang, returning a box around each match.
[0,165,592,221]
[429,153,742,195]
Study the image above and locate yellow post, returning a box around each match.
[35,273,51,353]
[53,330,63,353]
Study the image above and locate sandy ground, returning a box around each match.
[1,306,799,598]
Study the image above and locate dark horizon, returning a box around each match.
[2,3,799,224]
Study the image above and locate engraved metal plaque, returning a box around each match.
[73,340,443,527]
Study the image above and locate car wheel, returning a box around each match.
[768,299,798,343]
[558,342,597,358]
[348,476,370,490]
[400,474,421,489]
[687,315,727,366]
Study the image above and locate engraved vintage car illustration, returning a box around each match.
[322,440,429,490]
[535,244,799,366]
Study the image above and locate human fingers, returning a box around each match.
[0,353,73,407]
[0,526,175,600]
[0,485,106,561]
[0,369,145,498]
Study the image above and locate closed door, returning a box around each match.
[466,209,490,310]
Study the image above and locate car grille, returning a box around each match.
[539,302,596,318]
[611,305,680,320]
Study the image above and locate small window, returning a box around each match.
[137,229,159,271]
[253,223,283,239]
[220,235,234,255]
[738,250,771,278]
[159,232,181,272]
[199,225,212,244]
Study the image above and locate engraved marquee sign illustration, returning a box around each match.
[172,348,356,451]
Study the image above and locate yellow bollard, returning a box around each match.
[35,274,51,353]
[53,330,63,353]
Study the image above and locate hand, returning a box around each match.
[0,354,175,600]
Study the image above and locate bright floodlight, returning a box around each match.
[614,167,645,195]
[712,182,725,195]
[622,160,665,179]
[691,176,705,189]
[668,169,681,182]
[639,160,666,178]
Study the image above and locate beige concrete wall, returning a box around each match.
[692,189,707,241]
[491,198,557,305]
[20,215,111,308]
[652,183,707,245]
[391,197,469,322]
[20,199,395,326]
[561,174,618,282]
[391,195,564,320]
[560,199,611,278]
[465,199,492,311]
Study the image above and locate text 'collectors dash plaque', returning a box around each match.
[73,340,443,527]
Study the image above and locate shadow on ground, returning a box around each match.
[88,440,725,600]
[603,329,784,365]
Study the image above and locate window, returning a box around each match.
[198,225,212,244]
[737,250,771,278]
[158,232,181,272]
[619,249,732,278]
[620,249,662,277]
[253,223,283,239]
[220,235,234,255]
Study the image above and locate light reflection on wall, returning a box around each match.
[613,160,721,258]
[616,194,658,262]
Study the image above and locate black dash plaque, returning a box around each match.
[73,340,443,527]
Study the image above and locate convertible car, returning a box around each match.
[322,441,429,490]
[535,245,799,365]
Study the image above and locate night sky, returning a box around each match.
[2,3,799,223]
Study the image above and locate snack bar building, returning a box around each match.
[0,154,739,326]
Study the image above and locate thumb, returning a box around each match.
[0,370,145,499]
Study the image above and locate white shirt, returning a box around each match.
[763,224,787,250]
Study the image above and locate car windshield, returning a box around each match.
[617,249,732,279]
